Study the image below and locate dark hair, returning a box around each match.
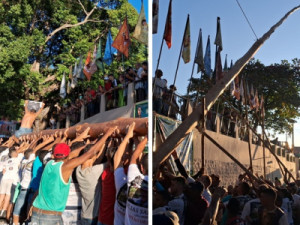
[78,144,94,157]
[156,190,171,202]
[38,150,49,163]
[141,153,148,174]
[142,61,148,66]
[202,175,212,187]
[240,182,251,195]
[24,149,33,159]
[189,181,204,195]
[9,147,17,157]
[261,188,277,199]
[227,198,240,215]
[70,141,85,151]
[172,176,186,186]
[155,69,163,77]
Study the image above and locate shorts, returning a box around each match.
[9,184,18,203]
[0,179,13,195]
[15,127,32,138]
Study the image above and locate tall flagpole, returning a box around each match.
[168,14,189,117]
[153,0,172,94]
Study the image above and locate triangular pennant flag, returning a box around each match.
[224,54,228,71]
[96,39,104,72]
[60,73,66,99]
[77,56,85,80]
[181,16,190,64]
[153,0,159,34]
[71,61,78,88]
[83,48,98,81]
[103,30,117,65]
[112,17,131,58]
[204,35,212,77]
[163,0,172,48]
[215,49,223,80]
[67,80,71,94]
[230,60,233,69]
[214,17,223,51]
[133,1,148,45]
[195,29,204,73]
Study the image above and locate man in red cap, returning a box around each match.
[30,127,117,225]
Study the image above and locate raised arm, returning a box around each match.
[61,127,117,183]
[24,100,29,113]
[171,150,189,179]
[35,102,45,116]
[114,122,135,170]
[129,135,148,165]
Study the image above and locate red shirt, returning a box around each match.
[90,89,96,98]
[105,82,112,100]
[98,166,116,225]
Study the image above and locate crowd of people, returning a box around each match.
[51,62,148,129]
[153,149,300,225]
[0,121,148,225]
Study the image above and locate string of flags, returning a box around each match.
[60,1,148,99]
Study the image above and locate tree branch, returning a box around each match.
[78,0,88,15]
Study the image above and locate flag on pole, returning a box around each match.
[60,73,66,98]
[195,29,204,73]
[83,47,98,81]
[112,17,131,58]
[233,76,240,100]
[214,17,223,51]
[204,35,212,77]
[133,0,148,45]
[153,0,159,34]
[181,16,190,64]
[215,49,223,80]
[224,54,228,71]
[240,78,244,104]
[96,39,104,72]
[163,0,172,48]
[77,56,85,80]
[103,30,117,65]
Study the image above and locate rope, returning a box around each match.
[235,0,259,40]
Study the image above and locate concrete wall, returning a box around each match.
[193,128,299,187]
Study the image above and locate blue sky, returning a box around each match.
[129,0,148,21]
[152,0,300,146]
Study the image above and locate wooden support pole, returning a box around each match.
[262,116,266,179]
[203,132,260,183]
[201,97,206,168]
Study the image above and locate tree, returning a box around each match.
[0,0,147,120]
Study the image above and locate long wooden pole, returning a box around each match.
[262,110,267,179]
[201,97,206,168]
[153,5,300,171]
[244,79,253,170]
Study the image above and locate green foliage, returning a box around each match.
[0,0,147,120]
[187,59,300,134]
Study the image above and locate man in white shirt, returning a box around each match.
[0,147,9,182]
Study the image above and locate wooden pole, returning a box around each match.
[262,110,266,179]
[153,5,300,171]
[201,97,206,168]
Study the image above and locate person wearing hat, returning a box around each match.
[30,127,116,225]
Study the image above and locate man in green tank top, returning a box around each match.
[31,127,117,225]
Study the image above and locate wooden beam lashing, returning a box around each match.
[153,5,300,171]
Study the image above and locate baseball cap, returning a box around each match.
[53,143,70,159]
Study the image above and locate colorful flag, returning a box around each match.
[181,16,190,64]
[96,39,104,72]
[215,49,223,80]
[204,35,212,77]
[83,47,98,81]
[153,0,159,34]
[77,56,85,80]
[163,0,172,48]
[104,30,117,65]
[214,17,223,51]
[233,76,240,100]
[60,73,66,99]
[112,17,131,58]
[195,29,204,73]
[133,1,148,45]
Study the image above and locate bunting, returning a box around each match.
[163,0,172,48]
[112,17,131,58]
[133,0,148,45]
[181,16,190,64]
[60,73,66,99]
[195,29,204,73]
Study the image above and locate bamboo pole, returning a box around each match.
[201,97,206,168]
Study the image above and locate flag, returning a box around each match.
[204,35,212,77]
[103,30,117,65]
[112,17,131,58]
[60,73,66,98]
[215,49,223,80]
[181,16,190,64]
[214,17,223,51]
[233,76,240,100]
[77,56,85,80]
[133,0,148,45]
[230,60,233,69]
[260,95,265,117]
[71,61,77,88]
[163,0,172,48]
[224,54,228,71]
[195,29,204,73]
[83,47,98,81]
[153,0,159,34]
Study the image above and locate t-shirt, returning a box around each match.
[114,167,128,225]
[76,164,105,219]
[0,149,9,172]
[235,195,251,216]
[3,157,21,183]
[153,77,166,99]
[166,194,185,225]
[29,157,43,191]
[19,154,35,189]
[241,198,261,225]
[281,198,293,224]
[98,166,116,225]
[125,164,148,225]
[203,189,212,206]
[293,194,300,208]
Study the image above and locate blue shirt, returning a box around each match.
[29,157,43,191]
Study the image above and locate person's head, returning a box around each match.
[170,176,186,196]
[186,181,204,199]
[227,185,234,195]
[227,198,240,217]
[104,76,109,82]
[153,190,171,209]
[53,143,70,161]
[260,188,277,208]
[24,148,33,159]
[211,174,221,187]
[257,184,268,198]
[119,74,124,82]
[237,181,250,196]
[155,69,163,78]
[288,182,298,195]
[198,175,212,189]
[9,146,17,158]
[140,153,148,175]
[108,74,114,81]
[70,141,85,151]
[105,144,116,169]
[38,150,50,165]
[169,85,177,91]
[142,61,148,70]
[153,211,180,225]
